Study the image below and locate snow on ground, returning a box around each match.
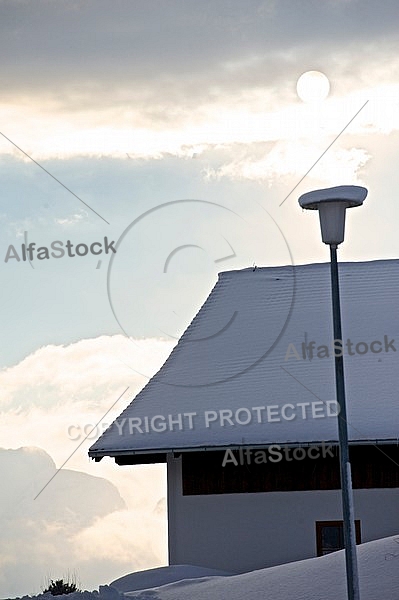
[110,565,232,592]
[123,534,399,600]
[7,534,399,600]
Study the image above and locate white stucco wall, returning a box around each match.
[167,455,399,573]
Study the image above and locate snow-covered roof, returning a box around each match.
[89,259,399,461]
[298,184,367,209]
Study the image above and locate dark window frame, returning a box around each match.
[316,520,361,556]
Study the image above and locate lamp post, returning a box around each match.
[298,185,367,600]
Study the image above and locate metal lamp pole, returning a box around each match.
[330,242,359,600]
[298,185,368,600]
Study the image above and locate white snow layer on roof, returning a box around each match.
[89,259,399,457]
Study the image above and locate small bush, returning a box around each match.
[43,579,80,596]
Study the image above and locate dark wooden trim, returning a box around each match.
[115,453,167,465]
[182,445,399,495]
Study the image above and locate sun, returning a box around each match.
[296,71,330,103]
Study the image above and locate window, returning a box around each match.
[316,520,361,556]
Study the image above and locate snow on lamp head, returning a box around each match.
[298,185,367,246]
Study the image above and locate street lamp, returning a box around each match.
[298,184,367,600]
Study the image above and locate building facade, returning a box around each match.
[89,260,399,572]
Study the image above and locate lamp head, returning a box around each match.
[298,185,367,246]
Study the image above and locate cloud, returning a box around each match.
[1,0,398,95]
[0,335,175,413]
[0,337,171,596]
[0,446,168,596]
[54,213,86,226]
[0,75,397,173]
[0,1,399,161]
[0,447,124,524]
[0,447,130,596]
[205,141,370,187]
[73,501,166,570]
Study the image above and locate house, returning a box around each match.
[89,259,399,573]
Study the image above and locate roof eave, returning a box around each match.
[88,437,399,463]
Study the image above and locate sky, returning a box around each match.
[1,0,399,596]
